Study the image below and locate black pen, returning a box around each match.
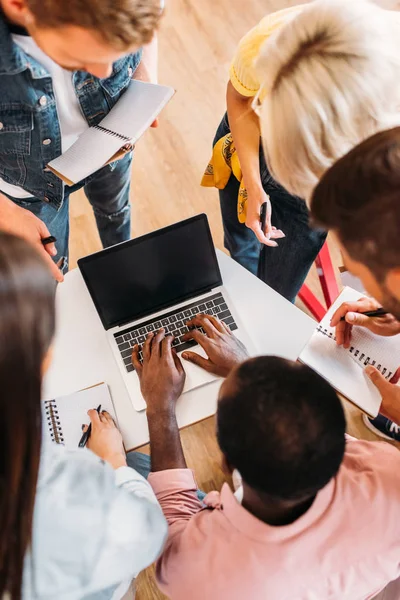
[260,202,268,237]
[340,308,389,321]
[42,235,57,246]
[78,404,101,448]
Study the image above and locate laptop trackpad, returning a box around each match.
[178,344,220,395]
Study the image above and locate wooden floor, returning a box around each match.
[69,1,400,598]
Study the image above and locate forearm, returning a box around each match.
[147,410,187,471]
[226,81,262,191]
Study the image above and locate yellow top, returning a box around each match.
[229,5,305,98]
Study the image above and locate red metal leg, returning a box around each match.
[315,242,339,309]
[298,284,327,322]
[297,242,340,321]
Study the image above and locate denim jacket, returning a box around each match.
[0,14,142,210]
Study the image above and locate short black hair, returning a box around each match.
[310,127,400,281]
[217,357,346,501]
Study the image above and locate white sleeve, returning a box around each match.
[88,466,168,585]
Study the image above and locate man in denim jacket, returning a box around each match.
[0,0,162,281]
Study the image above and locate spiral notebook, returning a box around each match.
[47,79,175,185]
[299,287,400,417]
[43,382,117,446]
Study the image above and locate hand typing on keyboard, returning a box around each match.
[181,314,249,377]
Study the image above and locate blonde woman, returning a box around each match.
[205,0,400,302]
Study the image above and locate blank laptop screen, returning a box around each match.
[78,214,222,330]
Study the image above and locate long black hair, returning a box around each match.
[0,232,56,598]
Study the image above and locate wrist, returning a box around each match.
[243,177,263,195]
[146,406,177,424]
[104,452,127,470]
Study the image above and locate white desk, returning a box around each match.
[43,250,316,450]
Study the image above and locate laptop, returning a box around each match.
[78,214,255,411]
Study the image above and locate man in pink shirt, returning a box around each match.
[132,315,400,600]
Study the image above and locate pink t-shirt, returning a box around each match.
[149,437,400,600]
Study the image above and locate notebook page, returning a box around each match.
[317,295,400,380]
[48,128,123,184]
[100,79,175,141]
[44,383,117,447]
[300,328,384,417]
[299,287,400,416]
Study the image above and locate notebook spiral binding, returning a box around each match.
[316,326,393,380]
[44,400,64,444]
[93,124,131,143]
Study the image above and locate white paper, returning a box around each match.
[48,80,175,184]
[299,287,400,417]
[43,382,117,447]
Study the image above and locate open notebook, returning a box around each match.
[299,287,400,417]
[47,80,175,185]
[43,382,117,447]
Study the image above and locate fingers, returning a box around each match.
[182,327,207,347]
[150,118,159,128]
[38,219,57,257]
[172,349,185,375]
[186,314,225,335]
[330,299,379,327]
[131,344,142,374]
[100,410,115,425]
[182,350,213,372]
[365,366,392,395]
[390,366,400,385]
[335,320,352,348]
[39,246,64,282]
[269,227,285,240]
[152,328,165,356]
[249,220,278,247]
[161,333,175,362]
[142,332,154,361]
[88,408,101,426]
[186,314,219,336]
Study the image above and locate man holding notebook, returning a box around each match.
[131,323,400,599]
[310,127,400,444]
[0,0,163,281]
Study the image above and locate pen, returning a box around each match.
[260,202,268,237]
[78,404,101,448]
[42,235,57,246]
[257,202,268,279]
[340,308,389,321]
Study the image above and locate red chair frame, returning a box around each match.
[298,242,339,321]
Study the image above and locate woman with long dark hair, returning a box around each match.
[0,232,167,599]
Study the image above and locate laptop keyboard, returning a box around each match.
[113,292,237,373]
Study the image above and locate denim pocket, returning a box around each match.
[0,104,33,154]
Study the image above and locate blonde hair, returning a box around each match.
[26,0,162,49]
[256,0,400,201]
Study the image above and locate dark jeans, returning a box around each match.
[215,114,327,303]
[8,153,133,273]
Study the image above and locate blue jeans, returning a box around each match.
[9,153,133,273]
[127,451,206,501]
[215,114,327,303]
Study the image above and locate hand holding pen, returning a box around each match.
[330,297,400,348]
[79,406,127,470]
[79,404,101,447]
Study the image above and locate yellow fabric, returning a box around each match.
[201,133,248,223]
[229,5,305,98]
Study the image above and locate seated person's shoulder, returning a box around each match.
[342,436,400,494]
